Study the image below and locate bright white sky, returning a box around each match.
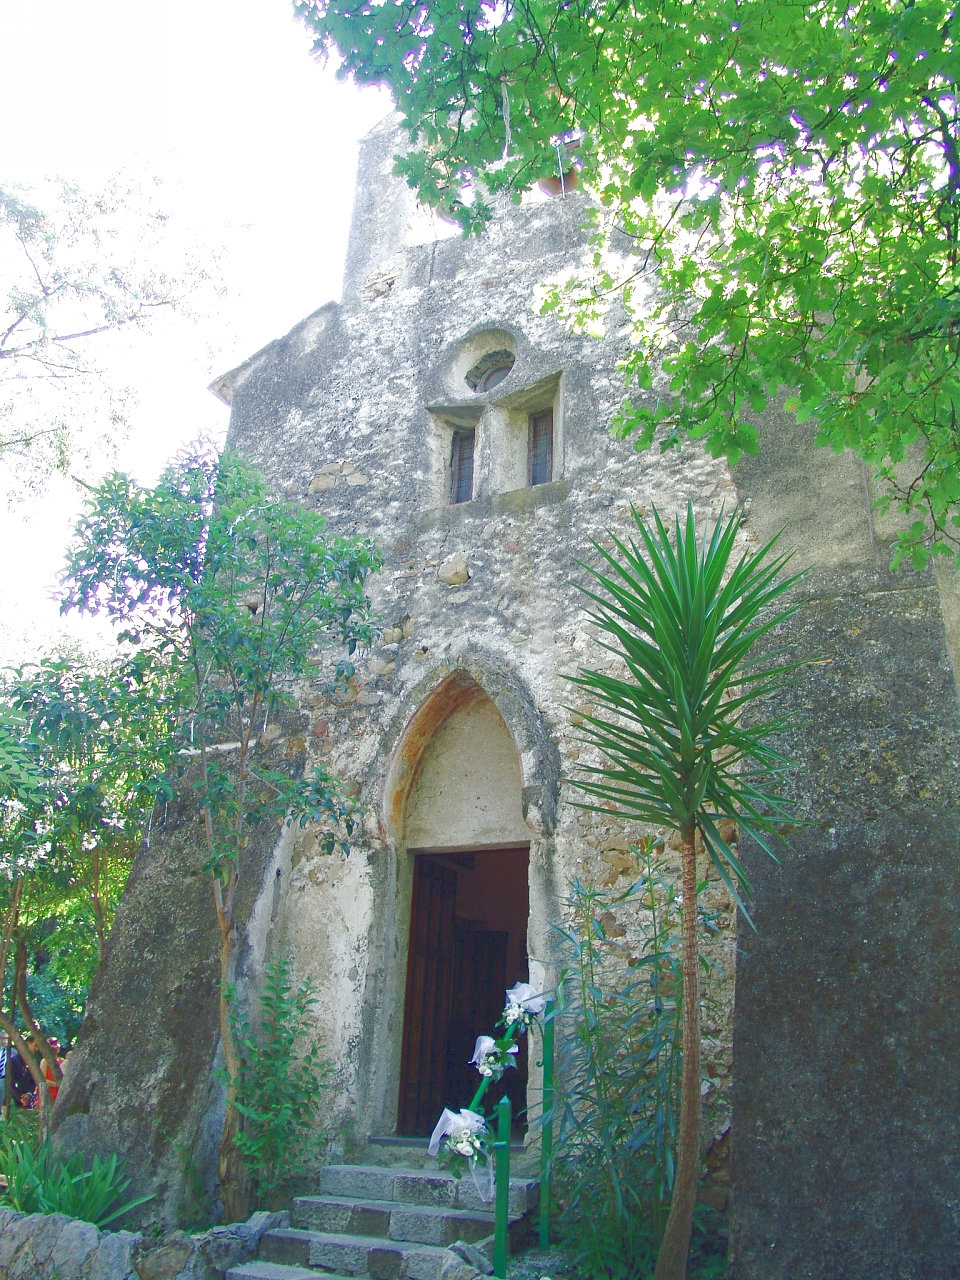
[0,0,392,660]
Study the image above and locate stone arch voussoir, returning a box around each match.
[380,651,560,846]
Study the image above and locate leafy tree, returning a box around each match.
[0,799,67,1133]
[297,0,960,567]
[570,506,800,1279]
[0,652,173,1130]
[0,708,45,809]
[0,175,217,493]
[60,441,382,1222]
[0,695,61,1128]
[10,654,177,959]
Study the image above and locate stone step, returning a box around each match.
[319,1164,539,1218]
[259,1227,456,1279]
[292,1194,526,1248]
[363,1135,532,1174]
[226,1263,351,1280]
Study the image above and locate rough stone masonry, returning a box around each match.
[52,116,960,1279]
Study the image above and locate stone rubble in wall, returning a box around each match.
[0,1208,289,1280]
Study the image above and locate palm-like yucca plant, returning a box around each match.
[570,504,803,1280]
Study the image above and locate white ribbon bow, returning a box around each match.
[469,1034,519,1077]
[506,977,545,1018]
[428,1107,495,1202]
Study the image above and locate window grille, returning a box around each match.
[528,409,554,486]
[451,430,475,504]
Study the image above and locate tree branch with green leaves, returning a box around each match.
[0,176,221,495]
[298,0,960,567]
[59,440,381,1222]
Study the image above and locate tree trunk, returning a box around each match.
[0,899,56,1135]
[12,949,59,1142]
[91,845,108,961]
[215,915,251,1223]
[14,940,62,1085]
[0,880,21,1120]
[654,836,701,1280]
[0,1009,46,1124]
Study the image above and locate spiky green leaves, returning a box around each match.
[571,504,803,918]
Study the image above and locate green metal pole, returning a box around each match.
[539,1001,555,1249]
[468,1073,493,1114]
[493,1094,512,1279]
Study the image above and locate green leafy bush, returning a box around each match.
[550,848,684,1279]
[228,958,332,1207]
[549,844,728,1279]
[23,968,87,1049]
[0,1132,153,1226]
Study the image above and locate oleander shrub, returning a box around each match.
[228,957,332,1208]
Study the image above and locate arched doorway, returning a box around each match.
[394,676,531,1136]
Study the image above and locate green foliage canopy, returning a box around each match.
[0,653,175,995]
[0,649,175,1102]
[297,0,960,566]
[60,439,382,906]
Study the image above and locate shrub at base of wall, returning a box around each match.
[0,1207,288,1280]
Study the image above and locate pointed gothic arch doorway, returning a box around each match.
[392,676,531,1137]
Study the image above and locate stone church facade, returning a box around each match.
[54,118,960,1279]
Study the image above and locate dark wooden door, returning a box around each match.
[446,926,509,1107]
[398,858,458,1135]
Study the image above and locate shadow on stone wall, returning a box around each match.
[728,407,960,1279]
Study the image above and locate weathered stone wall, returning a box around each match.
[726,407,960,1279]
[403,688,529,851]
[213,116,741,1160]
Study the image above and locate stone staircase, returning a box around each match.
[226,1155,539,1280]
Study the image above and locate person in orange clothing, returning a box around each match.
[22,1035,64,1108]
[43,1037,64,1104]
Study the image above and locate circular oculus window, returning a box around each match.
[465,349,515,393]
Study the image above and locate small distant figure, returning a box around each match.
[0,1031,34,1109]
[44,1038,64,1105]
[0,1029,9,1108]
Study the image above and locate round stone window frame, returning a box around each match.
[465,349,516,393]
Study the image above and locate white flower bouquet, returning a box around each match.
[428,1107,494,1198]
[468,1033,519,1080]
[501,981,548,1033]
